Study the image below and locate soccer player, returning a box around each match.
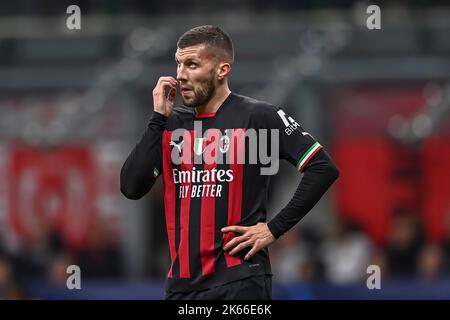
[120,25,339,300]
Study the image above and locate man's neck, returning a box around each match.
[195,85,231,115]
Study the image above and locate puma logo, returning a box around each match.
[170,140,184,154]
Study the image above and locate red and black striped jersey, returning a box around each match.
[121,92,326,293]
[156,93,321,292]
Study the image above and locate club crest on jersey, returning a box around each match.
[219,134,230,153]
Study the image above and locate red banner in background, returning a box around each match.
[333,86,450,244]
[422,139,450,242]
[333,138,393,245]
[9,146,97,249]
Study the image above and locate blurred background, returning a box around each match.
[1,0,450,299]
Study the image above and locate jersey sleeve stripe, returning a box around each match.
[296,142,322,172]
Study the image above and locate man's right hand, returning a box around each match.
[152,76,178,117]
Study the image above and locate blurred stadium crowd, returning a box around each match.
[1,1,450,299]
[3,210,450,298]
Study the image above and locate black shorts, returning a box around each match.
[164,275,272,300]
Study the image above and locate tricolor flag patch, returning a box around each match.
[296,142,322,172]
[194,138,204,155]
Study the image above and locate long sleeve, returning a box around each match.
[261,106,339,239]
[120,111,167,200]
[267,149,339,239]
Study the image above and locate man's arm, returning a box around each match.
[120,76,178,200]
[120,112,167,200]
[267,149,339,239]
[222,106,339,260]
[222,149,338,260]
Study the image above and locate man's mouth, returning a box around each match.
[181,86,193,94]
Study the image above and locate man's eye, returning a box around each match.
[188,63,197,68]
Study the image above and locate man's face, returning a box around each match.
[175,44,217,108]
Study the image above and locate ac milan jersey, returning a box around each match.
[148,92,322,292]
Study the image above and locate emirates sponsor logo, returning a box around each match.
[172,167,233,184]
[179,184,222,198]
[174,167,232,198]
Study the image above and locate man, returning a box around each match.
[120,25,339,300]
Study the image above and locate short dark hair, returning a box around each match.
[177,25,234,64]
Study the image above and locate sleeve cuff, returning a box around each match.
[267,219,284,239]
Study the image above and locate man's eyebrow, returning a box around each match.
[175,56,199,63]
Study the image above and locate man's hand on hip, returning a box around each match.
[221,222,276,261]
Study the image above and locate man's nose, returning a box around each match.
[177,65,187,81]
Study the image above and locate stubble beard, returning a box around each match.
[182,72,216,109]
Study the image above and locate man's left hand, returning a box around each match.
[221,222,275,261]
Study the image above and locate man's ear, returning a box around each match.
[217,63,231,80]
